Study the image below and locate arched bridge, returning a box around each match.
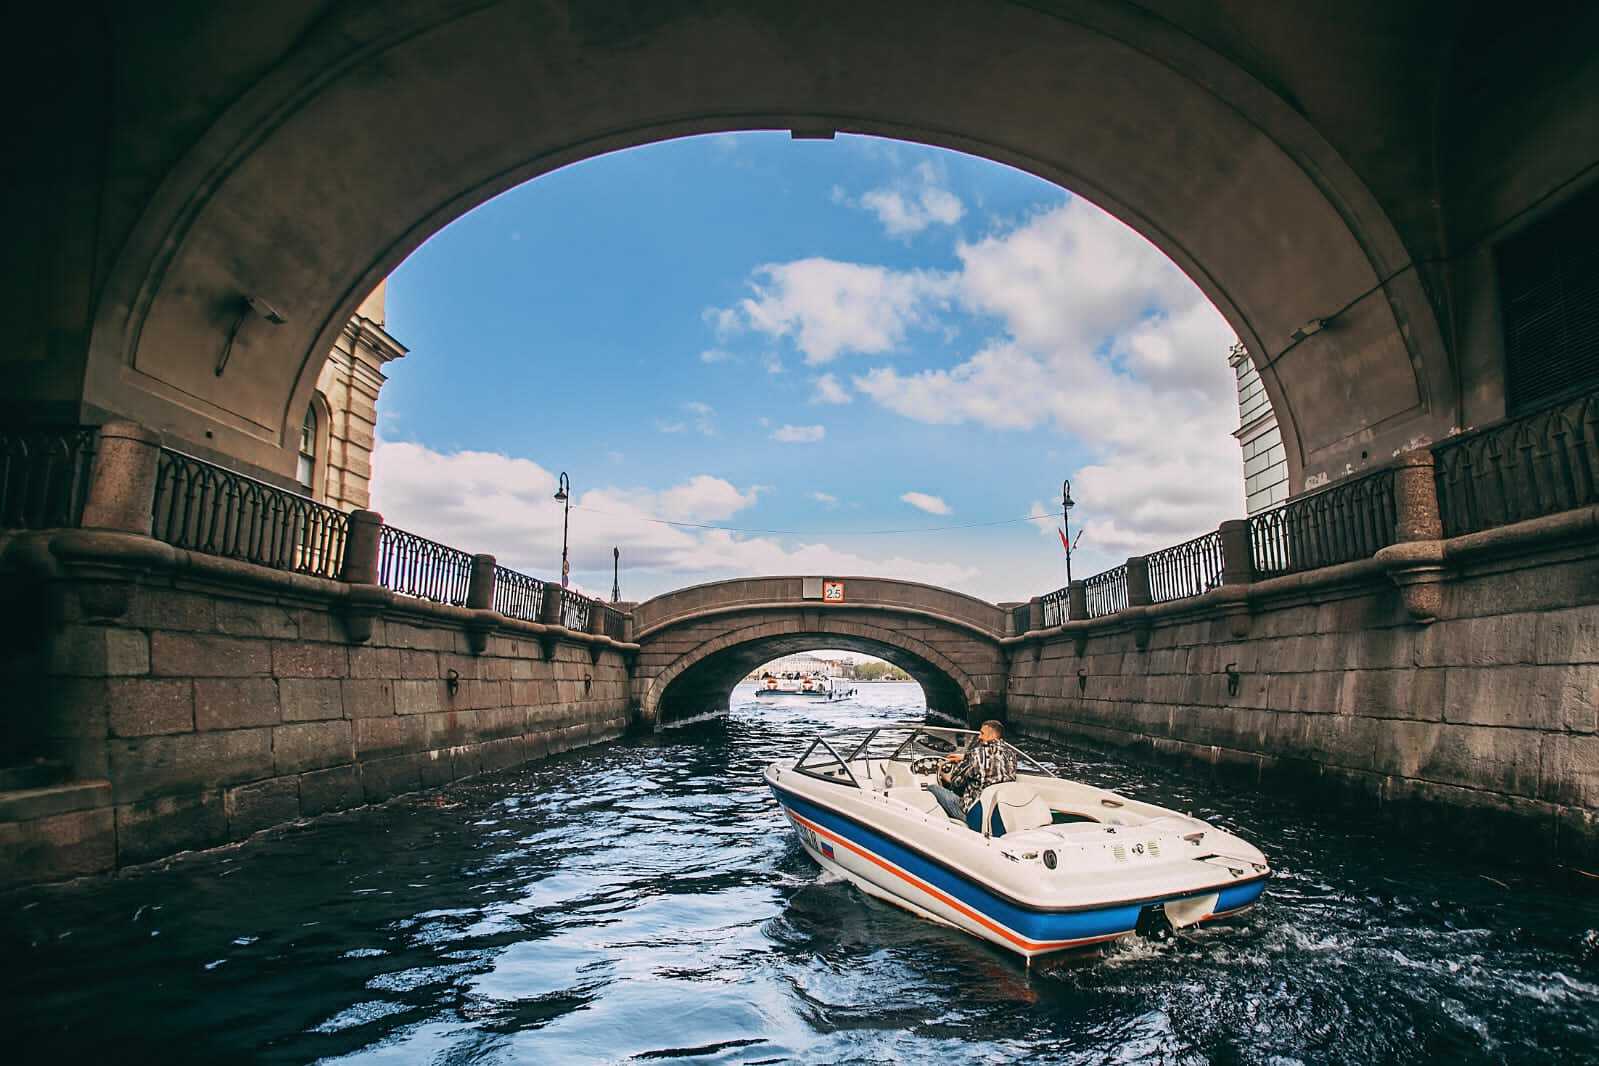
[630,577,1011,726]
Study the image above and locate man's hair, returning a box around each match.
[980,719,1005,739]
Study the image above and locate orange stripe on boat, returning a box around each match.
[788,810,1123,953]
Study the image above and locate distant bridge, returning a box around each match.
[629,576,1012,725]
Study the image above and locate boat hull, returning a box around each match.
[771,782,1266,959]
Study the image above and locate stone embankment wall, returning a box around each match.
[0,533,631,887]
[1006,510,1599,868]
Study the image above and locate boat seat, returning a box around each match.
[979,783,1055,838]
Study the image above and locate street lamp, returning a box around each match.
[611,546,620,603]
[554,472,571,588]
[1062,478,1075,586]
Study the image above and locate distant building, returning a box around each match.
[750,653,851,678]
[1230,342,1288,514]
[297,281,407,510]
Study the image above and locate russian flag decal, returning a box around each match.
[820,840,835,859]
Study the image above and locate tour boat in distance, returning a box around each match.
[754,672,856,701]
[765,724,1270,961]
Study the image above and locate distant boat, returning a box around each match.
[753,672,856,701]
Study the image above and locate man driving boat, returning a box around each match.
[928,720,1016,826]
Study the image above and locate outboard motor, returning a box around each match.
[1135,903,1176,942]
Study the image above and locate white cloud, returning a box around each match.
[658,400,716,436]
[699,348,737,364]
[771,424,826,444]
[846,162,965,238]
[901,492,951,515]
[761,352,784,375]
[720,259,952,364]
[702,306,742,340]
[710,196,1244,555]
[369,439,975,597]
[811,373,852,405]
[812,491,839,506]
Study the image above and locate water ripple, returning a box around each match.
[1,683,1597,1064]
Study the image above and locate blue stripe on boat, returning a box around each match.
[772,783,1265,943]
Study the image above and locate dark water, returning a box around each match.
[4,683,1598,1064]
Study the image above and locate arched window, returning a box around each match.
[297,403,317,494]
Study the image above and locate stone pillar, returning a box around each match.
[1392,448,1443,542]
[1380,447,1448,623]
[588,598,609,636]
[1125,556,1152,608]
[1219,519,1255,585]
[466,553,497,610]
[1067,581,1087,621]
[81,421,162,534]
[1028,596,1044,632]
[340,510,384,585]
[539,581,565,627]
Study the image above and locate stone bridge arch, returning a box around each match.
[34,0,1496,497]
[630,577,1010,726]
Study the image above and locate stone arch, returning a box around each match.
[640,615,990,726]
[75,0,1451,494]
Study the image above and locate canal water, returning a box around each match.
[4,682,1598,1064]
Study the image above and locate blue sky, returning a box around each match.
[374,133,1243,602]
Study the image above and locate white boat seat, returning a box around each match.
[979,783,1054,838]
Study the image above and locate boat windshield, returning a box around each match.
[790,723,1057,788]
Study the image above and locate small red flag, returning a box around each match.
[1058,527,1070,553]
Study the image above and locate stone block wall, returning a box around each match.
[1007,528,1599,868]
[0,540,631,886]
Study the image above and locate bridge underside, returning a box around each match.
[655,635,969,726]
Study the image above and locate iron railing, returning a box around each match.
[556,586,591,631]
[377,524,472,605]
[0,426,96,530]
[151,448,347,578]
[1040,586,1069,627]
[1249,466,1397,578]
[492,565,546,622]
[1083,565,1128,618]
[1009,602,1032,634]
[593,602,627,640]
[1147,529,1225,603]
[1433,389,1599,537]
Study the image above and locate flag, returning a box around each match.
[1058,527,1071,553]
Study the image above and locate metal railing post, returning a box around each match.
[341,510,384,584]
[1219,518,1255,584]
[81,421,162,534]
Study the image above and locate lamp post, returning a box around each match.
[554,472,571,588]
[611,546,620,603]
[1062,478,1075,586]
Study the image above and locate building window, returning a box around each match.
[297,403,317,494]
[1497,180,1599,415]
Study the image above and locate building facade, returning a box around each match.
[1230,342,1289,515]
[298,282,406,511]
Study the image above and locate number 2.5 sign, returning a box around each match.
[822,580,845,603]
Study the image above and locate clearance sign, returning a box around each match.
[801,577,847,603]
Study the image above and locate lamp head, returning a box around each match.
[554,471,570,502]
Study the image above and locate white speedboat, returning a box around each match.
[764,724,1270,961]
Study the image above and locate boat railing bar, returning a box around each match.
[793,737,863,789]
